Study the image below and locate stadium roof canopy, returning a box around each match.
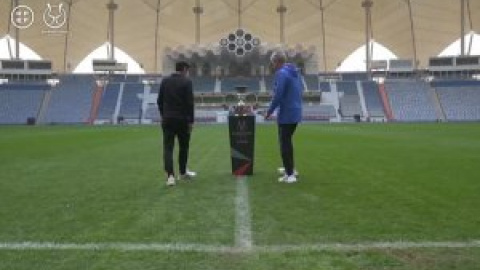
[1,0,479,73]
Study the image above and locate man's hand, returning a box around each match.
[188,123,194,133]
[258,110,272,120]
[258,110,269,120]
[264,112,272,120]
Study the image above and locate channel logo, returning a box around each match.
[43,3,67,29]
[11,5,35,29]
[10,3,68,31]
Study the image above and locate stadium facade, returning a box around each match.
[1,0,480,125]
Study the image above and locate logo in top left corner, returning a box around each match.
[11,5,35,29]
[43,2,68,29]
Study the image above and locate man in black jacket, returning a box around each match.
[157,61,196,186]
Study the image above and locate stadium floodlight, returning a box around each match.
[371,60,388,70]
[0,59,52,81]
[92,59,127,72]
[428,57,455,71]
[220,38,228,47]
[228,43,236,52]
[455,56,480,70]
[235,29,245,37]
[219,29,262,58]
[388,59,413,72]
[236,47,245,56]
[236,38,245,46]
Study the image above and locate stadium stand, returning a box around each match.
[43,75,96,124]
[195,108,219,123]
[0,83,49,124]
[119,83,144,119]
[264,75,275,92]
[304,75,319,91]
[339,95,362,118]
[341,72,369,81]
[319,81,331,92]
[191,77,216,92]
[144,103,160,122]
[303,91,321,104]
[149,83,161,94]
[303,104,337,121]
[108,74,141,83]
[197,93,226,105]
[433,80,480,121]
[97,83,121,121]
[385,80,438,122]
[220,76,260,92]
[336,81,362,118]
[361,81,386,118]
[336,81,358,95]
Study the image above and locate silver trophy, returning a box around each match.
[232,86,253,116]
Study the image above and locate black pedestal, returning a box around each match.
[228,115,255,176]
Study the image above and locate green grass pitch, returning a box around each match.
[0,123,479,269]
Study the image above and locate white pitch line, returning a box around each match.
[1,241,480,253]
[0,242,234,253]
[234,176,253,250]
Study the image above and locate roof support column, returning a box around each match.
[460,0,466,56]
[154,0,161,72]
[277,0,287,44]
[107,0,118,60]
[319,0,327,71]
[405,0,418,69]
[193,0,203,44]
[362,0,373,79]
[13,0,20,59]
[466,0,473,54]
[237,0,242,28]
[63,0,73,72]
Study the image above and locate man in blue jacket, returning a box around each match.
[265,51,303,183]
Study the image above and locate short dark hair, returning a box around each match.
[175,61,190,72]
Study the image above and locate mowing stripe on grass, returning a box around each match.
[255,241,480,252]
[1,241,480,253]
[234,176,253,250]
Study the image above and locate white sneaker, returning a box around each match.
[166,175,176,186]
[278,174,297,183]
[285,175,298,183]
[277,167,299,177]
[278,174,288,183]
[179,169,197,180]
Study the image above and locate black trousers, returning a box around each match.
[278,123,298,176]
[162,119,191,176]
